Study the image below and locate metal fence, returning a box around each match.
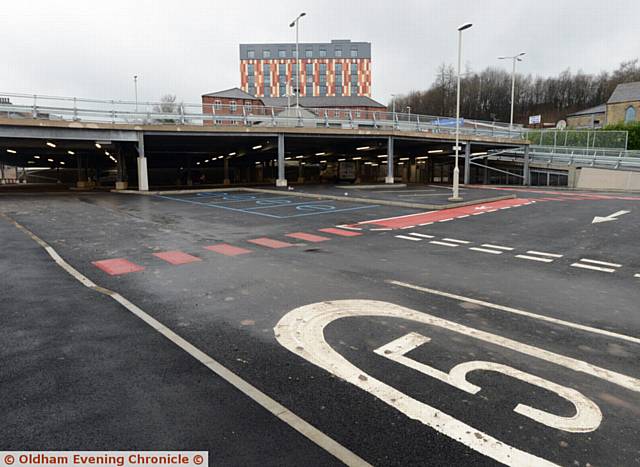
[523,129,628,150]
[0,91,524,139]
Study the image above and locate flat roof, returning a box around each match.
[240,40,371,60]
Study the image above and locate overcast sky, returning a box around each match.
[2,0,639,106]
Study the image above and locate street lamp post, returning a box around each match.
[406,106,411,121]
[498,52,525,132]
[391,93,397,127]
[289,12,306,108]
[133,75,139,114]
[449,22,472,202]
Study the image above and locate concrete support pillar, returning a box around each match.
[276,133,287,187]
[223,157,230,186]
[410,162,417,183]
[523,145,530,186]
[136,132,149,191]
[464,142,471,185]
[115,152,128,190]
[386,136,394,184]
[186,156,193,186]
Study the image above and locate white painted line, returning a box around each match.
[429,240,459,247]
[408,233,435,238]
[400,225,415,229]
[571,263,616,273]
[579,258,622,268]
[395,235,422,241]
[359,210,436,224]
[500,206,512,210]
[515,254,554,263]
[370,228,392,231]
[472,212,485,216]
[457,214,470,218]
[3,215,371,467]
[526,250,564,258]
[469,247,503,255]
[276,300,640,466]
[438,218,453,222]
[443,238,471,244]
[635,273,640,278]
[481,244,514,251]
[335,225,363,231]
[486,209,498,213]
[418,222,434,226]
[386,280,640,345]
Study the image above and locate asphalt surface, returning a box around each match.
[1,185,639,466]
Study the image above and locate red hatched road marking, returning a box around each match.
[153,251,202,265]
[205,243,252,256]
[318,227,363,237]
[359,198,533,229]
[92,258,144,276]
[247,237,295,249]
[286,232,331,242]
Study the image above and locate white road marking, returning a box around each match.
[457,214,470,218]
[571,263,616,273]
[395,235,422,241]
[359,210,436,224]
[370,228,392,231]
[375,332,602,433]
[429,240,459,247]
[400,225,415,229]
[386,280,640,345]
[3,215,371,467]
[335,224,362,231]
[486,209,498,212]
[515,254,554,263]
[438,218,453,222]
[526,250,564,258]
[418,222,433,226]
[472,212,485,216]
[443,238,471,244]
[276,300,640,466]
[469,247,503,255]
[482,244,514,251]
[408,233,434,238]
[579,258,622,268]
[635,273,640,278]
[500,206,512,210]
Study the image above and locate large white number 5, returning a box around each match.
[374,332,602,433]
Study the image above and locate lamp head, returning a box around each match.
[457,22,473,31]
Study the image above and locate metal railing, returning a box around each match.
[523,129,628,150]
[0,91,525,139]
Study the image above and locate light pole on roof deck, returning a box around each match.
[449,22,472,202]
[498,52,526,132]
[289,12,306,108]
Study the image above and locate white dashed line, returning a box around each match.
[409,233,435,239]
[486,209,498,213]
[579,258,622,268]
[438,218,453,222]
[526,250,564,258]
[571,263,616,273]
[430,240,460,247]
[481,244,514,251]
[472,212,485,216]
[457,215,470,218]
[635,273,640,278]
[500,206,512,210]
[418,222,433,226]
[335,225,362,231]
[515,254,554,263]
[443,238,471,244]
[469,247,503,255]
[370,228,392,231]
[395,235,422,241]
[400,225,416,229]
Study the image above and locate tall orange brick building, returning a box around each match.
[239,40,371,98]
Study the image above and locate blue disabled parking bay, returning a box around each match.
[156,191,380,218]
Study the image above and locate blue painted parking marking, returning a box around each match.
[157,192,379,219]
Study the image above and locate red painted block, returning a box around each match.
[247,237,294,249]
[285,232,330,242]
[92,258,144,276]
[153,251,202,265]
[359,198,533,229]
[318,228,362,237]
[205,243,252,256]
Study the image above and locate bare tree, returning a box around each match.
[152,94,184,124]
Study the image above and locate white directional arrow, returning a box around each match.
[592,210,630,224]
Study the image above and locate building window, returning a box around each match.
[306,84,313,96]
[263,50,271,58]
[320,85,327,96]
[335,86,342,96]
[279,85,286,96]
[264,86,271,97]
[263,63,271,83]
[305,63,313,75]
[319,63,327,75]
[305,49,313,58]
[247,50,255,59]
[245,101,252,113]
[319,49,327,58]
[278,49,286,58]
[319,74,326,84]
[306,74,313,84]
[247,64,254,75]
[625,106,637,123]
[335,49,342,58]
[351,49,358,58]
[334,110,340,117]
[214,100,222,110]
[248,86,256,96]
[230,101,237,112]
[350,63,357,75]
[355,110,361,118]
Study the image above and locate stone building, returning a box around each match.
[566,81,640,128]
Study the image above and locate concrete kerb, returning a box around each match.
[113,187,516,210]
